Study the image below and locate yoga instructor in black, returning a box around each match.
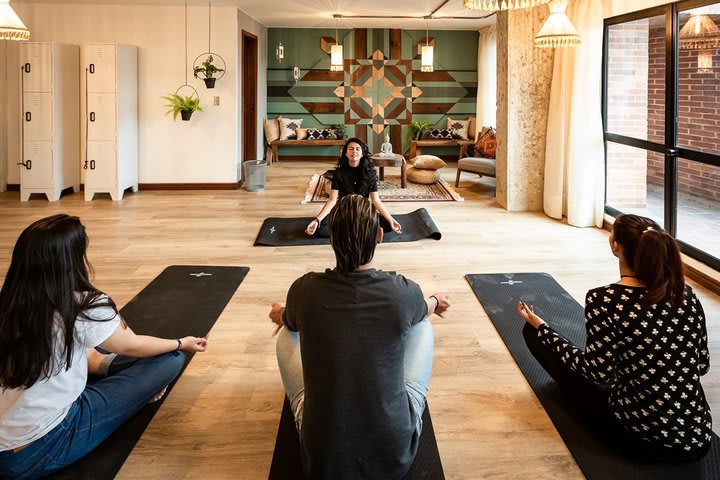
[518,214,712,462]
[305,138,402,237]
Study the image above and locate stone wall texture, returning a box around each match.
[496,8,554,212]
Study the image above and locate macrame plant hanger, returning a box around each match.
[193,2,226,89]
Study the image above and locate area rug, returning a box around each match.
[301,173,464,204]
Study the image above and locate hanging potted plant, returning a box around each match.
[162,93,204,121]
[193,55,225,88]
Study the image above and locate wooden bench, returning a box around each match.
[269,139,346,164]
[410,139,474,159]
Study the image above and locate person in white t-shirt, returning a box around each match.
[0,214,209,480]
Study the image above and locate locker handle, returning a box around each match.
[83,160,88,170]
[17,160,31,170]
[89,112,95,122]
[24,63,31,74]
[89,64,95,74]
[25,112,31,122]
[90,160,96,170]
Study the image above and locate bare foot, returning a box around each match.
[149,386,168,404]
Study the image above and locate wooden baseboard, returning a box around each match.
[275,156,338,162]
[138,182,242,191]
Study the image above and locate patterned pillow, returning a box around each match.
[474,127,497,159]
[446,118,469,140]
[429,128,454,140]
[279,117,303,140]
[306,128,337,140]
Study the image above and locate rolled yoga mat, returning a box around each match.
[465,272,720,480]
[254,208,441,247]
[48,265,249,480]
[268,398,444,480]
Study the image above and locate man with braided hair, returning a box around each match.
[270,194,449,479]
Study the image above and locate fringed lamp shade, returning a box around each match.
[0,0,30,41]
[679,14,720,50]
[330,44,343,72]
[535,0,580,48]
[463,0,550,11]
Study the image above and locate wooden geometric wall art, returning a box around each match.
[321,36,337,54]
[416,37,435,57]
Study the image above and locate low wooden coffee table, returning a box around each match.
[371,154,407,188]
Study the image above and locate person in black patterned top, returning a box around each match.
[518,214,712,462]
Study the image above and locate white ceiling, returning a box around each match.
[13,0,498,29]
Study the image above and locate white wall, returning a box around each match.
[0,41,7,191]
[604,0,672,17]
[5,3,266,185]
[236,9,267,182]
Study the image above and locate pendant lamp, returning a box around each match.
[0,0,30,41]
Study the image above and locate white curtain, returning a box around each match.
[476,25,497,133]
[544,0,605,227]
[0,41,6,192]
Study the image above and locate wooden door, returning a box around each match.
[242,31,258,163]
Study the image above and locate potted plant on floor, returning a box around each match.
[162,93,204,121]
[193,55,225,88]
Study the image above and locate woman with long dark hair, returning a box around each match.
[518,214,712,461]
[0,214,208,479]
[305,137,402,237]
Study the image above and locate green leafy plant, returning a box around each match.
[162,93,204,121]
[333,124,347,140]
[193,55,224,79]
[408,120,431,141]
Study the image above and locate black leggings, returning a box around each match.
[522,323,711,463]
[312,216,391,238]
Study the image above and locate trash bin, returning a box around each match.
[243,159,267,192]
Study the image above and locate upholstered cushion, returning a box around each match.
[279,117,303,140]
[474,127,497,158]
[295,128,308,140]
[407,166,440,184]
[306,128,337,140]
[412,155,446,170]
[468,117,476,139]
[446,118,469,140]
[458,157,496,176]
[264,118,280,143]
[429,128,453,140]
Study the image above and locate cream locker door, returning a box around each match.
[85,45,116,93]
[22,93,53,141]
[87,93,116,141]
[86,141,116,188]
[20,141,52,188]
[20,43,52,93]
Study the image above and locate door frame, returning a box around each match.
[241,30,258,166]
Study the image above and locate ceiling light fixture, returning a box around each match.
[330,15,343,72]
[679,12,720,74]
[0,0,30,41]
[534,0,581,48]
[421,19,434,72]
[463,0,550,12]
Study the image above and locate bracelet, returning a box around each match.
[314,217,321,225]
[175,338,182,352]
[430,295,440,312]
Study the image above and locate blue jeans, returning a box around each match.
[0,351,185,480]
[276,319,434,434]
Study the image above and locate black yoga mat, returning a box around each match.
[48,265,249,480]
[466,272,720,480]
[268,398,444,479]
[254,208,441,246]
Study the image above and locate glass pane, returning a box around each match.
[606,141,665,227]
[606,15,666,142]
[676,158,720,259]
[678,5,720,156]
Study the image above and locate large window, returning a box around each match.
[604,0,720,269]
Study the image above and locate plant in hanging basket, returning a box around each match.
[162,93,204,121]
[193,55,225,88]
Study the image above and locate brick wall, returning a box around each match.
[647,14,720,201]
[606,21,650,208]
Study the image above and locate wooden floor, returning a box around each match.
[1,161,719,479]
